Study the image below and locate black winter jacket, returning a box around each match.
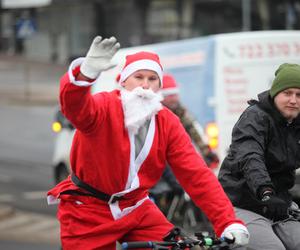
[218,91,300,214]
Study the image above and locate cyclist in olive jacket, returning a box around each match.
[218,63,300,250]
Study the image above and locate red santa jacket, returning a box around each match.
[48,61,243,236]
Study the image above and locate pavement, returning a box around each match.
[0,204,60,244]
[0,53,67,106]
[0,53,65,245]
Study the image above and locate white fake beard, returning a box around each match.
[121,87,163,135]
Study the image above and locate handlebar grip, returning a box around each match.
[121,241,154,249]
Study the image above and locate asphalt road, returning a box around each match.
[0,240,59,250]
[0,104,57,214]
[0,54,66,249]
[0,103,60,249]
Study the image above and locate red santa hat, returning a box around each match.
[160,74,180,96]
[118,51,163,86]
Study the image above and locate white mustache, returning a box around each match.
[133,87,160,99]
[124,87,163,101]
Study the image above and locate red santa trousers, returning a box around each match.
[58,195,173,250]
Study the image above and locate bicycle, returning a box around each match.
[121,227,234,250]
[150,179,213,234]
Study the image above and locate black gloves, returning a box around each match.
[261,193,289,221]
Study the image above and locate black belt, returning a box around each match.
[69,173,122,203]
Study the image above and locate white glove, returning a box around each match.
[221,223,250,246]
[80,36,120,79]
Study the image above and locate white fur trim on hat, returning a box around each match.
[119,59,163,86]
[159,87,180,96]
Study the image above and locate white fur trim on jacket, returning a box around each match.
[68,57,98,87]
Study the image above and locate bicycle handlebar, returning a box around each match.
[121,236,234,249]
[122,240,195,249]
[121,241,156,249]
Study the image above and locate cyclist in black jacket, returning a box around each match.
[218,63,300,250]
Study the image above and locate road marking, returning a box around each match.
[15,217,59,233]
[22,191,47,200]
[0,190,48,203]
[0,174,12,182]
[0,213,33,230]
[0,194,15,202]
[0,211,60,244]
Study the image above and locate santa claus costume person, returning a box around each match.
[47,36,250,250]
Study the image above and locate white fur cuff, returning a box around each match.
[68,57,97,87]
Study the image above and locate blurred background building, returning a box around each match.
[0,0,299,64]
